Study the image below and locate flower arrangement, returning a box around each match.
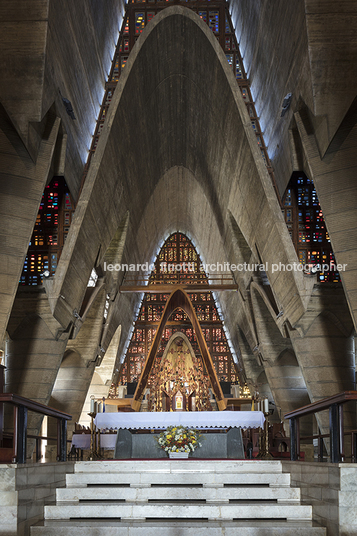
[156,425,202,454]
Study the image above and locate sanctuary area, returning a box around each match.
[0,0,357,535]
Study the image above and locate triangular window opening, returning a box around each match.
[110,233,240,404]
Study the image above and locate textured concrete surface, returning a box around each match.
[0,0,355,484]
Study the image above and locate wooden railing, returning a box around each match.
[284,391,357,463]
[0,393,72,464]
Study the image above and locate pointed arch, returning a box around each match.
[117,232,238,388]
[161,331,196,366]
[132,288,226,411]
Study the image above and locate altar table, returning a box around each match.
[94,410,265,431]
[94,411,265,430]
[71,433,116,450]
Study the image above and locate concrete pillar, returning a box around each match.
[288,285,355,436]
[48,287,107,437]
[4,290,69,449]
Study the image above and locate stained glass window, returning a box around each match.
[198,11,207,23]
[20,177,75,285]
[282,173,340,282]
[135,12,145,34]
[208,11,219,33]
[117,233,238,386]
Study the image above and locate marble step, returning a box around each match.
[31,519,327,536]
[73,460,284,474]
[57,485,301,502]
[66,470,291,488]
[45,501,312,521]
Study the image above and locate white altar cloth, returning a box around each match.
[94,411,265,431]
[71,433,117,450]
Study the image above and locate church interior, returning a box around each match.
[0,0,357,535]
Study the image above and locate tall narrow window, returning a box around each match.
[282,172,340,283]
[20,177,75,285]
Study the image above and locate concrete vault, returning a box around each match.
[0,0,355,452]
[47,6,313,343]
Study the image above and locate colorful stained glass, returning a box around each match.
[135,12,145,34]
[208,11,219,33]
[118,233,238,385]
[282,173,339,282]
[20,177,75,285]
[236,58,242,79]
[198,11,207,23]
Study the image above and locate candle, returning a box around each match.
[90,397,94,413]
[264,398,269,414]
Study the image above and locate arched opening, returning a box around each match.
[146,331,212,411]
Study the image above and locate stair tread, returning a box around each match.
[73,460,285,474]
[57,487,300,499]
[45,502,313,521]
[66,473,291,486]
[34,519,325,528]
[31,518,327,535]
[30,461,326,535]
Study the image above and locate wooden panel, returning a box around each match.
[0,448,13,463]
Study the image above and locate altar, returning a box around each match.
[94,411,265,430]
[93,411,265,459]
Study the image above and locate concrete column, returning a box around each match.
[48,287,107,436]
[4,289,69,447]
[288,285,355,436]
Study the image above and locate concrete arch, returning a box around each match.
[250,282,312,432]
[49,286,107,434]
[287,304,355,436]
[133,288,225,410]
[60,348,83,367]
[276,348,299,367]
[48,345,93,436]
[302,311,355,395]
[79,325,122,428]
[274,348,311,431]
[133,166,229,274]
[5,311,70,446]
[48,5,313,343]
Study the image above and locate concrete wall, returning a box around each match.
[0,461,74,536]
[282,461,357,536]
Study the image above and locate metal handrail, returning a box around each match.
[300,430,357,462]
[284,391,357,463]
[0,393,71,464]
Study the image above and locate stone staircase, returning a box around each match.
[31,459,326,535]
